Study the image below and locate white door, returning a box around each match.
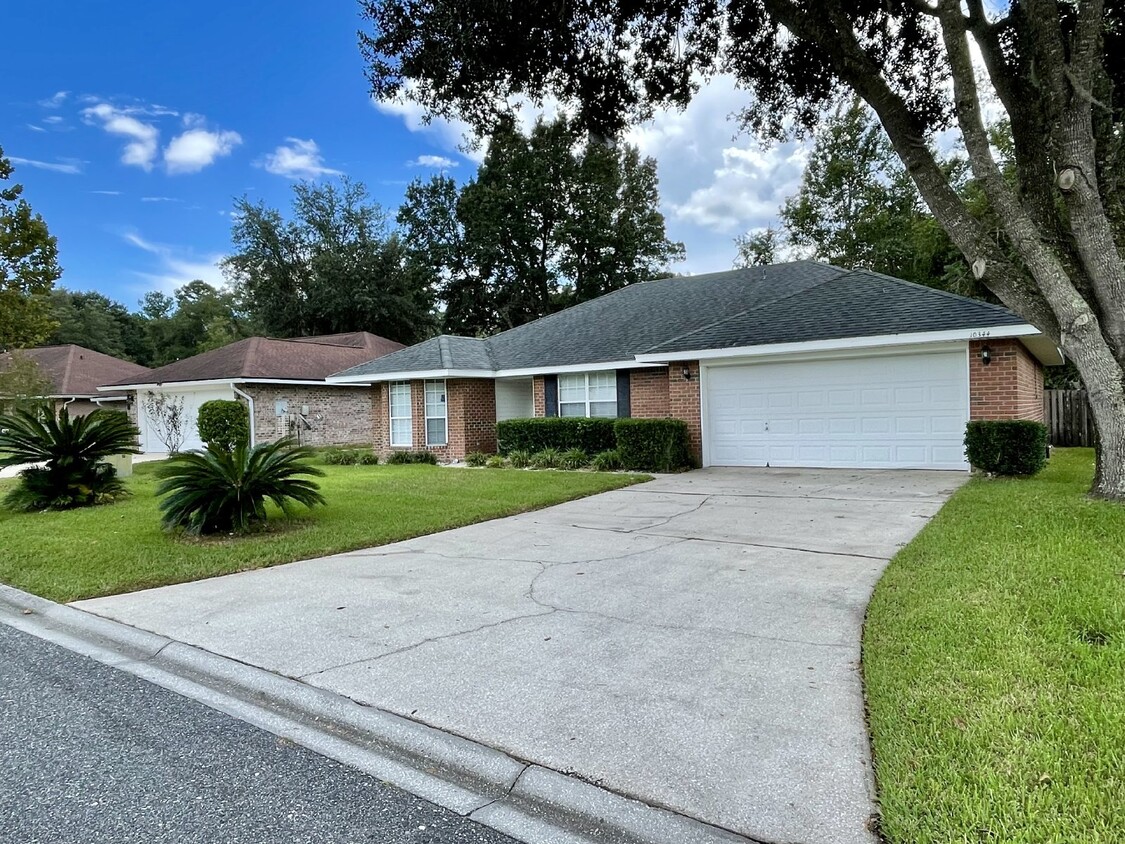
[704,348,969,470]
[137,386,235,453]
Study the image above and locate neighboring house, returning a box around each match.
[329,261,1062,470]
[0,344,151,419]
[104,332,404,452]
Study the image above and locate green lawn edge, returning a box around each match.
[863,448,1125,843]
[0,462,649,603]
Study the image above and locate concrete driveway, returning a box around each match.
[77,468,963,844]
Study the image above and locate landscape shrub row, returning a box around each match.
[496,417,691,471]
[964,420,1049,476]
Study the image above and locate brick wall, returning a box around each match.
[241,384,375,447]
[668,361,703,464]
[629,368,671,418]
[375,378,497,461]
[969,339,1045,422]
[532,376,546,416]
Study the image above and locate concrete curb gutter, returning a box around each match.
[0,584,761,844]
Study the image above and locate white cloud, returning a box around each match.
[43,115,66,125]
[141,196,181,202]
[8,156,83,175]
[91,190,122,195]
[26,124,46,133]
[257,138,342,179]
[163,127,242,174]
[81,103,160,171]
[123,231,226,292]
[39,91,69,108]
[408,154,458,168]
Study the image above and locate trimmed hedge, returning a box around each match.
[386,449,439,465]
[964,420,1049,476]
[197,400,250,451]
[614,418,692,472]
[496,417,616,455]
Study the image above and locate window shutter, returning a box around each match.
[616,370,631,418]
[544,375,559,417]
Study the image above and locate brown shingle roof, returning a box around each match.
[109,331,405,387]
[0,345,151,398]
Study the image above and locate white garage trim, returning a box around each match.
[701,344,970,470]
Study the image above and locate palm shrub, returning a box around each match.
[0,408,140,512]
[156,438,325,535]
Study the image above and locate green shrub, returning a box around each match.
[559,448,589,470]
[197,400,250,451]
[465,451,489,467]
[0,408,140,512]
[496,417,616,455]
[322,448,379,466]
[508,449,532,468]
[156,439,325,535]
[321,447,348,465]
[614,418,692,472]
[354,450,380,466]
[386,449,439,465]
[531,447,562,469]
[485,455,506,469]
[964,420,1049,476]
[591,449,623,472]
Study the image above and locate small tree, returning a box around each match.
[197,399,250,451]
[0,351,51,415]
[141,391,186,453]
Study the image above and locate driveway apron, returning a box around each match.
[76,467,963,844]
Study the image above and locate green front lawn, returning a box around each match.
[0,462,646,602]
[864,448,1125,843]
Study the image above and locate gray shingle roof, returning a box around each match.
[331,261,1031,379]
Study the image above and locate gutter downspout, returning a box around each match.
[231,384,257,447]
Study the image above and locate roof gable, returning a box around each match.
[1,345,151,397]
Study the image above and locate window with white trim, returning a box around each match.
[389,382,412,447]
[558,372,617,418]
[425,380,448,446]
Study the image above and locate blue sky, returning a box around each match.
[3,1,808,311]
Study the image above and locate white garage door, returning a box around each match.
[705,349,969,470]
[137,386,235,453]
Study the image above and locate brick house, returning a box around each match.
[104,332,403,452]
[329,262,1060,470]
[0,344,150,422]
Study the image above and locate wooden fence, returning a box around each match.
[1044,389,1097,447]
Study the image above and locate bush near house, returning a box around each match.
[964,420,1049,476]
[386,450,439,465]
[496,417,616,455]
[614,419,691,472]
[156,439,325,536]
[197,400,250,451]
[0,408,140,512]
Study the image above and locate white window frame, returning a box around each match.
[424,379,448,446]
[389,381,412,447]
[558,372,617,418]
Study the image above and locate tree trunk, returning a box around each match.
[1077,358,1125,499]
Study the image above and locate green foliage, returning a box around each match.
[733,227,780,268]
[507,449,532,468]
[964,421,1049,477]
[485,455,506,468]
[531,447,562,469]
[155,439,325,535]
[613,419,691,472]
[0,147,61,349]
[46,289,149,363]
[197,400,250,451]
[465,451,489,467]
[496,417,617,455]
[591,449,623,472]
[0,350,51,414]
[0,408,140,511]
[138,281,251,367]
[559,448,589,470]
[321,447,379,466]
[224,178,435,344]
[386,449,438,465]
[397,116,682,335]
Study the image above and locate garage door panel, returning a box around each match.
[706,350,968,470]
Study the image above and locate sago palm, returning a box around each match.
[156,438,326,535]
[0,408,141,511]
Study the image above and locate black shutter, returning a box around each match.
[544,375,559,417]
[616,370,631,418]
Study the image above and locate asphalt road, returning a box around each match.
[0,623,516,844]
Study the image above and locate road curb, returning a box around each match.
[0,584,761,844]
